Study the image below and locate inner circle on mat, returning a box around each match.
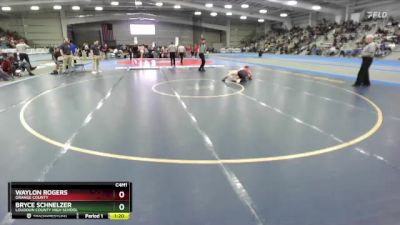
[152,79,245,98]
[19,76,383,165]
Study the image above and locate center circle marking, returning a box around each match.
[20,77,383,165]
[152,79,245,98]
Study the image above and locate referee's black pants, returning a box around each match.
[199,53,205,71]
[19,53,32,67]
[354,57,373,86]
[170,52,176,66]
[179,53,184,64]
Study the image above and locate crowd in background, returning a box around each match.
[0,28,26,49]
[46,38,209,75]
[244,17,400,58]
[0,38,37,81]
[2,16,400,81]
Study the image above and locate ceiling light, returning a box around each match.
[155,2,163,7]
[1,6,11,11]
[30,6,40,10]
[312,5,321,10]
[259,9,267,14]
[224,4,232,9]
[72,6,80,10]
[280,13,288,17]
[194,11,202,15]
[95,6,103,11]
[129,17,155,20]
[174,5,181,9]
[135,1,142,6]
[258,19,265,23]
[53,5,62,10]
[111,1,119,6]
[241,4,249,8]
[226,12,232,16]
[287,1,297,6]
[210,12,217,17]
[205,3,213,8]
[240,16,247,20]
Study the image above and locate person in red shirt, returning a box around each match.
[188,45,193,58]
[2,54,35,77]
[186,45,192,57]
[1,55,15,77]
[0,67,10,81]
[101,43,109,59]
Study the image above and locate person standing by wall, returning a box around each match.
[16,39,36,70]
[128,45,134,60]
[138,45,145,59]
[91,41,101,74]
[101,43,109,60]
[167,42,177,66]
[132,44,139,58]
[83,43,90,58]
[194,44,199,58]
[353,35,377,87]
[189,45,194,58]
[59,38,73,74]
[178,44,185,64]
[69,40,78,66]
[198,39,207,72]
[50,47,62,75]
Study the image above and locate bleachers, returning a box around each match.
[241,18,400,58]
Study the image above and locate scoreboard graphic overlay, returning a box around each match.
[8,182,132,220]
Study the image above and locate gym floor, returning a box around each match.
[1,54,400,225]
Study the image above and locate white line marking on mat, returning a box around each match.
[171,89,265,225]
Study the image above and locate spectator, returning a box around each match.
[101,43,109,59]
[91,40,101,74]
[13,53,35,76]
[1,55,16,78]
[50,47,62,75]
[167,42,176,66]
[59,38,73,74]
[178,44,185,64]
[16,39,36,70]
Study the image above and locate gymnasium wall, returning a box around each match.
[291,12,336,28]
[0,12,64,47]
[193,25,223,49]
[0,11,265,49]
[230,23,262,47]
[69,24,102,47]
[70,20,257,49]
[70,21,197,47]
[113,21,194,46]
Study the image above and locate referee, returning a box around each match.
[353,35,377,87]
[198,39,206,72]
[167,42,176,66]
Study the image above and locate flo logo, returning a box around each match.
[367,11,388,19]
